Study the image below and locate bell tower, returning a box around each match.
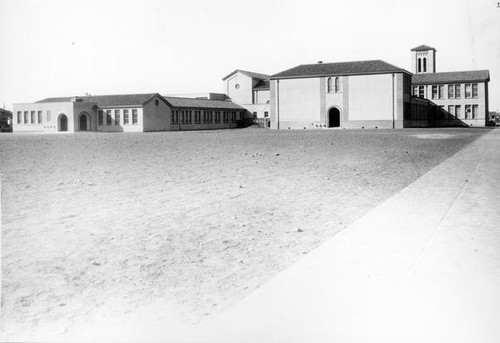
[411,45,436,74]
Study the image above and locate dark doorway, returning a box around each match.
[79,114,88,131]
[328,108,340,127]
[59,114,68,132]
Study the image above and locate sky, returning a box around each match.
[0,0,499,111]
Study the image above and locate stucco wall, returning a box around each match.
[143,95,171,132]
[277,78,321,128]
[226,73,253,104]
[348,74,394,121]
[255,90,270,104]
[13,102,75,133]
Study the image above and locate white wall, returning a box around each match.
[348,74,394,121]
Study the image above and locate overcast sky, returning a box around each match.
[1,0,499,110]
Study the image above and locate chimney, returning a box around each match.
[317,61,323,64]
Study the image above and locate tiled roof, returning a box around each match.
[163,97,245,110]
[411,45,436,51]
[253,80,270,90]
[36,93,159,107]
[271,60,410,79]
[222,69,270,81]
[412,70,490,84]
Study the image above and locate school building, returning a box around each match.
[12,93,245,133]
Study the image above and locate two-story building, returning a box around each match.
[410,45,490,127]
[222,70,271,124]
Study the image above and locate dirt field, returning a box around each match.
[0,127,488,339]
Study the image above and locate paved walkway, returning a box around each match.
[192,128,500,343]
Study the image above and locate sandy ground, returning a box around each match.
[0,127,488,339]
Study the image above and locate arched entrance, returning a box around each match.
[328,107,341,128]
[58,114,68,132]
[79,112,90,131]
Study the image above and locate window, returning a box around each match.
[235,84,240,89]
[30,111,35,124]
[132,109,138,125]
[465,105,471,119]
[123,109,129,124]
[432,85,438,99]
[418,86,425,98]
[412,86,418,96]
[327,78,333,93]
[264,111,269,117]
[417,58,421,73]
[455,84,461,98]
[472,105,478,119]
[334,77,341,92]
[448,105,455,116]
[17,111,21,124]
[455,105,461,119]
[448,85,454,98]
[37,111,42,124]
[47,110,51,122]
[423,58,427,72]
[115,109,120,125]
[252,111,257,118]
[24,111,28,124]
[465,84,472,99]
[98,110,103,125]
[181,110,185,124]
[472,83,478,98]
[106,110,112,125]
[439,85,444,99]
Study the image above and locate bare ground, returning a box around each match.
[0,127,489,339]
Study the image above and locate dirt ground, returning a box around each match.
[0,127,488,339]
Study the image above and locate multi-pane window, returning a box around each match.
[98,110,103,125]
[132,109,138,124]
[472,105,478,119]
[47,110,51,122]
[37,111,42,124]
[455,84,461,98]
[418,86,425,98]
[30,111,35,124]
[439,85,444,99]
[115,109,120,125]
[327,78,333,93]
[448,85,454,98]
[465,105,471,119]
[123,109,129,124]
[264,111,269,117]
[472,83,478,98]
[106,110,112,125]
[181,110,185,124]
[334,77,341,92]
[448,105,455,116]
[24,111,28,124]
[465,84,472,99]
[17,111,21,124]
[412,86,418,96]
[455,105,461,119]
[432,85,438,99]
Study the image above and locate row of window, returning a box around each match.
[171,109,241,125]
[413,83,479,100]
[439,104,480,120]
[16,110,51,125]
[327,77,342,93]
[98,109,138,126]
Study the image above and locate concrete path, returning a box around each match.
[192,128,500,343]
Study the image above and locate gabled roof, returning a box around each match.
[411,45,436,52]
[253,79,270,90]
[222,69,270,81]
[412,70,490,85]
[36,93,160,107]
[163,96,244,110]
[271,60,410,79]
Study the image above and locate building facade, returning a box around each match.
[222,70,271,122]
[13,93,245,133]
[410,45,490,127]
[269,60,412,130]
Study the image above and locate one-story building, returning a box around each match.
[12,93,245,133]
